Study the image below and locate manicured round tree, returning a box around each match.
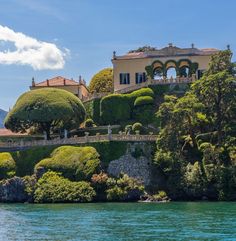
[4,88,86,139]
[89,68,113,93]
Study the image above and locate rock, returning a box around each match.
[0,176,35,202]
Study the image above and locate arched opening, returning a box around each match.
[179,66,190,77]
[153,67,164,80]
[166,67,177,79]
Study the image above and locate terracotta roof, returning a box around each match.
[35,76,80,87]
[114,45,220,60]
[0,128,27,137]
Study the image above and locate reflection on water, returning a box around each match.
[0,202,236,241]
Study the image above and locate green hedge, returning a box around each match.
[134,96,154,107]
[35,146,101,181]
[100,94,131,124]
[34,171,95,203]
[100,88,155,125]
[84,98,101,124]
[0,152,16,179]
[12,146,55,177]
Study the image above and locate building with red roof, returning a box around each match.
[30,76,89,100]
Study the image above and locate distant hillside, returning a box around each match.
[0,109,7,128]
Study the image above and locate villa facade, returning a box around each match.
[112,44,220,93]
[30,76,89,99]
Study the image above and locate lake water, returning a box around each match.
[0,202,236,241]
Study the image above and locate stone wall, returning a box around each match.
[107,142,155,186]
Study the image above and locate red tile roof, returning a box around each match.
[35,76,80,87]
[0,128,27,137]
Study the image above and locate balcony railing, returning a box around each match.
[0,134,157,149]
[114,75,195,94]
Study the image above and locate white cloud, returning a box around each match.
[0,25,69,70]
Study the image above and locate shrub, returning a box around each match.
[153,191,169,201]
[91,172,109,201]
[12,146,55,177]
[35,146,100,181]
[89,68,113,93]
[100,88,154,125]
[106,174,144,201]
[132,122,143,133]
[126,88,154,101]
[133,105,154,124]
[100,94,131,124]
[84,98,101,124]
[0,152,16,179]
[34,171,95,203]
[84,118,95,128]
[134,96,154,107]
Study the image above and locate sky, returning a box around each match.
[0,0,235,111]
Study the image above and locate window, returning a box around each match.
[135,72,146,84]
[119,73,130,84]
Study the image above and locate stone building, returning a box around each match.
[30,76,89,100]
[112,44,220,93]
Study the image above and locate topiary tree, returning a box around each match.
[89,68,113,93]
[134,96,154,107]
[132,122,143,133]
[100,94,131,124]
[0,152,16,179]
[35,146,101,181]
[4,88,86,140]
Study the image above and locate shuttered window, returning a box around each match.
[135,72,146,84]
[119,73,130,84]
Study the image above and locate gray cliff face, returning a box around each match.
[107,142,155,186]
[108,154,152,185]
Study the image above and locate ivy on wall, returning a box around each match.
[145,59,199,79]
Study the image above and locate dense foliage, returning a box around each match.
[34,171,96,203]
[0,153,16,179]
[100,88,155,124]
[35,146,101,181]
[154,50,236,200]
[129,46,157,53]
[4,88,86,139]
[89,68,113,93]
[106,174,144,201]
[134,96,154,107]
[84,98,101,124]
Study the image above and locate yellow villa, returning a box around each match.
[112,44,221,93]
[30,76,89,100]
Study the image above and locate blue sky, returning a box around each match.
[0,0,235,111]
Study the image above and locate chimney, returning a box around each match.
[227,44,230,50]
[79,75,82,84]
[191,43,195,48]
[168,43,173,47]
[46,79,49,86]
[32,77,35,87]
[113,51,116,59]
[63,78,66,85]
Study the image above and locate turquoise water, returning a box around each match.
[0,202,236,241]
